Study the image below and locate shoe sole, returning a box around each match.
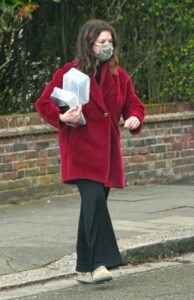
[93,276,113,284]
[76,279,93,284]
[76,280,93,284]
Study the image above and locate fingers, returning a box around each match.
[76,104,83,114]
[59,104,83,124]
[69,104,82,114]
[124,116,140,130]
[72,105,82,122]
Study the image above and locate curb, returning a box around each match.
[119,230,194,264]
[0,227,194,291]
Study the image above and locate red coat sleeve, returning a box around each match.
[122,78,145,135]
[34,68,63,129]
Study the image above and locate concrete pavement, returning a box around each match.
[0,177,194,289]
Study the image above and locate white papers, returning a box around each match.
[51,88,78,107]
[50,68,90,127]
[51,87,86,127]
[63,68,90,105]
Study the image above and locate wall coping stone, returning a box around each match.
[0,124,56,138]
[0,111,194,139]
[145,111,194,123]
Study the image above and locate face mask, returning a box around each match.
[95,42,114,62]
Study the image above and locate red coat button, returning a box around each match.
[104,112,109,117]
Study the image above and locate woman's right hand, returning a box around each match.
[59,104,82,125]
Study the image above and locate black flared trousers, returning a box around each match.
[75,179,123,272]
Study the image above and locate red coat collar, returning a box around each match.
[90,63,115,112]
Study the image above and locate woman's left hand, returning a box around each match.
[124,116,140,130]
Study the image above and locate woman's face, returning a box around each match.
[92,30,113,55]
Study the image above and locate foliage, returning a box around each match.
[117,0,194,103]
[0,0,39,32]
[0,0,193,114]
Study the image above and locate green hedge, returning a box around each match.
[0,0,193,114]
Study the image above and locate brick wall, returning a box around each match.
[121,112,194,185]
[0,109,194,203]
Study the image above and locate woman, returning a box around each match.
[35,19,144,284]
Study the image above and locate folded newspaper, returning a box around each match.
[51,68,90,127]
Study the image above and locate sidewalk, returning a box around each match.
[0,177,194,289]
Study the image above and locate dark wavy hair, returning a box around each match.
[76,19,119,75]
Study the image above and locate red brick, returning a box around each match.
[39,167,47,175]
[175,134,193,143]
[2,171,17,180]
[36,159,50,167]
[28,142,37,151]
[25,151,39,159]
[183,157,194,165]
[182,141,194,149]
[121,148,131,156]
[138,146,148,154]
[181,149,194,157]
[13,161,29,170]
[163,136,174,143]
[167,144,173,151]
[164,152,175,159]
[128,155,147,163]
[3,154,17,163]
[47,149,59,157]
[39,150,48,158]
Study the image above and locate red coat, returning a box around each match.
[35,61,144,188]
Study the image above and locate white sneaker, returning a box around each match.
[92,266,113,283]
[76,272,93,284]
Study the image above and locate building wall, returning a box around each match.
[0,110,194,203]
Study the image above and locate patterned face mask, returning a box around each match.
[95,42,114,62]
